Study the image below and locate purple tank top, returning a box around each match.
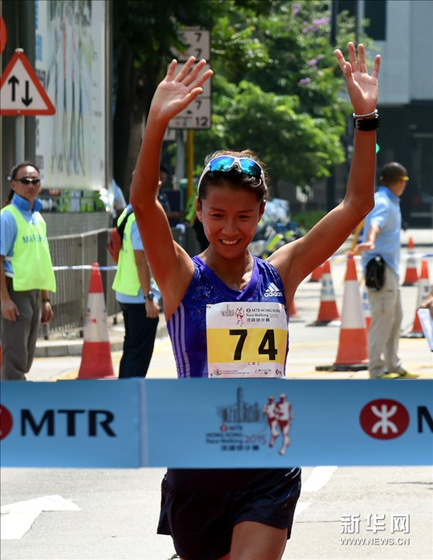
[167,255,288,378]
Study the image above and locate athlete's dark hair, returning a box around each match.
[198,149,268,205]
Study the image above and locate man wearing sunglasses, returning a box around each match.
[1,161,56,381]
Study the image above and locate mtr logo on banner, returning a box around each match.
[360,399,433,440]
[0,404,116,439]
[0,382,140,468]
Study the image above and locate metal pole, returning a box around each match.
[105,1,112,191]
[187,129,194,201]
[326,0,339,211]
[355,0,360,46]
[15,116,25,162]
[331,0,338,46]
[357,0,365,46]
[430,196,433,231]
[175,130,185,190]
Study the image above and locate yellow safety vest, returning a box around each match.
[112,209,141,296]
[1,205,56,292]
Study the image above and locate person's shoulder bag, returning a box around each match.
[365,256,386,290]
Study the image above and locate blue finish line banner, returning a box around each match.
[1,380,432,468]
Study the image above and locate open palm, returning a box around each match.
[335,43,380,115]
[151,57,213,123]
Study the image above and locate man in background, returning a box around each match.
[356,162,418,379]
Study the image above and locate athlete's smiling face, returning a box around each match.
[196,184,265,258]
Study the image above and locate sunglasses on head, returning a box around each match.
[14,177,41,185]
[198,156,264,191]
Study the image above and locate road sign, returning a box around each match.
[0,49,55,115]
[169,60,212,130]
[169,29,212,130]
[170,98,212,130]
[173,28,210,62]
[0,16,7,54]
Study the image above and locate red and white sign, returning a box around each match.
[0,405,13,440]
[0,50,55,116]
[0,17,7,54]
[360,399,410,440]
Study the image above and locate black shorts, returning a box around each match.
[157,467,301,560]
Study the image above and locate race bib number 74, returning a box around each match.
[206,302,288,378]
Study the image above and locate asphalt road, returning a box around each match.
[2,465,431,560]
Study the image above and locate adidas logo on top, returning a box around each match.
[264,282,283,298]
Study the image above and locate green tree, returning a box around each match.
[112,0,361,195]
[195,0,359,189]
[112,0,221,191]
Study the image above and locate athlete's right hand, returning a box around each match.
[149,57,212,123]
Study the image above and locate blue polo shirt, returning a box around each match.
[0,194,44,276]
[361,186,401,278]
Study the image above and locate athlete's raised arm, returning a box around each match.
[130,58,212,318]
[270,42,381,303]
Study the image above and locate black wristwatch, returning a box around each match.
[353,112,380,131]
[146,291,154,301]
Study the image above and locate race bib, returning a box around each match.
[206,302,288,378]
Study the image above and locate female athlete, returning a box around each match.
[131,42,380,560]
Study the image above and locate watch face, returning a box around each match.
[146,292,154,301]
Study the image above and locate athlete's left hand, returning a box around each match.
[334,42,380,115]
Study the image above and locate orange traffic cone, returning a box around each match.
[332,253,368,370]
[308,263,323,283]
[310,260,340,326]
[402,259,431,338]
[361,287,371,331]
[402,237,418,286]
[78,263,116,379]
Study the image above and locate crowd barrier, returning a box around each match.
[45,226,198,335]
[1,379,432,468]
[47,229,118,334]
